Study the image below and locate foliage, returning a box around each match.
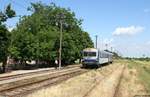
[0,4,15,72]
[0,4,15,23]
[0,25,10,62]
[10,2,94,65]
[134,57,150,61]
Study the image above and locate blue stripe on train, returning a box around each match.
[83,59,97,62]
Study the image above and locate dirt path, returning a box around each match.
[84,65,125,97]
[115,65,147,97]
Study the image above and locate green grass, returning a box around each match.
[139,66,150,92]
[127,60,150,92]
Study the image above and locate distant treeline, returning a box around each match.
[125,57,150,61]
[0,2,93,72]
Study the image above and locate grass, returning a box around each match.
[26,69,102,97]
[126,59,150,92]
[113,59,127,65]
[25,62,117,97]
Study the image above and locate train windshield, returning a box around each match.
[83,52,96,57]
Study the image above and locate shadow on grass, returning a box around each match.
[81,63,111,70]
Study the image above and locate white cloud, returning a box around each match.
[112,26,144,36]
[146,41,150,45]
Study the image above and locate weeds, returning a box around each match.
[127,60,150,92]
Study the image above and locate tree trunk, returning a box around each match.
[2,58,7,73]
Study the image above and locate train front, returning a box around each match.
[82,48,99,67]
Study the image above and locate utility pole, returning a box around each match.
[105,44,108,50]
[59,20,63,70]
[58,13,64,70]
[111,47,113,52]
[95,35,98,48]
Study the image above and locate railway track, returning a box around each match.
[0,67,87,97]
[0,64,80,81]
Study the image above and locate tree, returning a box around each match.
[10,2,93,66]
[0,4,15,72]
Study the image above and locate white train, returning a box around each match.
[82,48,113,67]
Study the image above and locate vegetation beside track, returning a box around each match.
[0,2,94,73]
[117,59,150,93]
[128,60,150,92]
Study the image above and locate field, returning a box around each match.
[0,59,149,97]
[24,59,150,97]
[25,63,118,97]
[127,60,150,92]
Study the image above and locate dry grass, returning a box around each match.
[115,66,146,97]
[86,65,124,97]
[25,63,117,97]
[24,59,149,97]
[25,71,98,97]
[128,60,150,92]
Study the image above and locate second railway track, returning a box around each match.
[0,64,80,81]
[0,67,87,97]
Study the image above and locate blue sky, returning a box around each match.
[1,0,150,57]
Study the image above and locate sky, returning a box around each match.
[0,0,150,57]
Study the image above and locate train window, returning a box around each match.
[89,52,96,56]
[83,52,96,57]
[83,52,88,56]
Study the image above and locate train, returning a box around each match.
[82,48,113,68]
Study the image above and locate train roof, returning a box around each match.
[83,48,113,55]
[83,48,98,52]
[100,50,113,55]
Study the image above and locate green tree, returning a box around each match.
[10,2,93,66]
[0,4,15,72]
